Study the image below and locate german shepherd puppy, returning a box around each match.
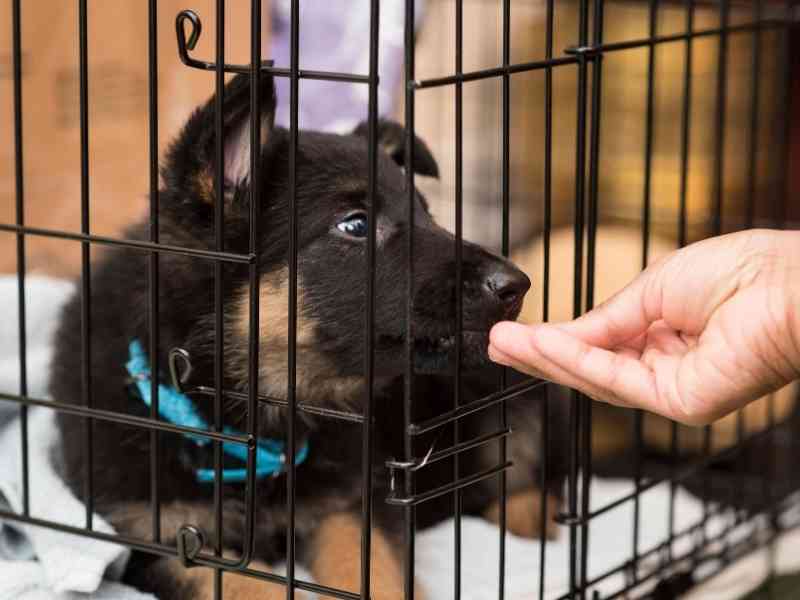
[51,72,565,599]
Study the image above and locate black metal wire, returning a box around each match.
[736,0,764,537]
[360,1,380,598]
[668,0,694,567]
[580,0,605,594]
[286,1,300,597]
[409,378,547,436]
[498,0,511,597]
[78,0,94,532]
[779,1,795,231]
[212,1,226,596]
[632,0,659,583]
[700,0,730,560]
[404,2,417,597]
[413,18,791,91]
[147,0,162,548]
[242,0,263,570]
[11,0,29,518]
[539,1,555,596]
[0,224,255,263]
[567,0,591,595]
[454,2,464,597]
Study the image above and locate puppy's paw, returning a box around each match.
[483,488,560,540]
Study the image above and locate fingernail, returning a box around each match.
[488,344,512,366]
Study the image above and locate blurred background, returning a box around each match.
[1,1,797,274]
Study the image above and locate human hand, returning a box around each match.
[488,229,800,425]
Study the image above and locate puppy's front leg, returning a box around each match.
[129,556,310,600]
[483,487,561,540]
[309,512,424,600]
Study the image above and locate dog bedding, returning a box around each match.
[0,276,792,600]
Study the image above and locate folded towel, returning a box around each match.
[0,276,155,600]
[0,277,74,426]
[0,409,138,594]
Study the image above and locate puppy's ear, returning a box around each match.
[352,119,439,178]
[164,69,277,204]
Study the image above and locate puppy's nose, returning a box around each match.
[486,265,531,313]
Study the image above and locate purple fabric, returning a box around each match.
[270,1,425,133]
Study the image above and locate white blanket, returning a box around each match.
[0,276,775,599]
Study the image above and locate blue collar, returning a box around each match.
[125,339,308,484]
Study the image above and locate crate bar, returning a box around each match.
[678,0,693,254]
[583,20,785,54]
[413,19,790,91]
[745,0,763,232]
[243,0,263,569]
[573,505,797,600]
[415,56,578,89]
[147,0,162,547]
[580,0,605,592]
[78,0,94,531]
[711,0,729,239]
[778,0,794,230]
[668,0,693,564]
[573,418,785,526]
[409,378,547,436]
[453,0,464,598]
[765,5,796,587]
[498,0,511,597]
[582,478,800,600]
[184,61,371,84]
[551,430,800,599]
[567,0,591,595]
[632,0,659,581]
[539,1,555,597]
[285,0,300,597]
[190,385,366,422]
[0,224,254,263]
[388,429,512,472]
[212,0,226,596]
[700,0,730,558]
[360,0,380,598]
[404,0,417,597]
[0,507,363,600]
[0,392,253,443]
[11,0,29,517]
[388,463,513,508]
[738,0,763,535]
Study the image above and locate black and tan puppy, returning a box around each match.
[51,72,565,599]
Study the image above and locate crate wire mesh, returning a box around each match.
[1,1,799,599]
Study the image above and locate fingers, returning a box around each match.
[489,321,741,425]
[559,271,658,348]
[490,322,658,411]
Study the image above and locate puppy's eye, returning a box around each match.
[336,213,368,239]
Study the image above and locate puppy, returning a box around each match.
[50,72,565,599]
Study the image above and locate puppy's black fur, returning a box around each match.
[51,72,566,599]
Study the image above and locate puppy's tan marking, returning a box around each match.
[233,270,362,408]
[166,558,310,600]
[310,512,425,600]
[105,501,218,543]
[484,488,561,540]
[194,168,216,204]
